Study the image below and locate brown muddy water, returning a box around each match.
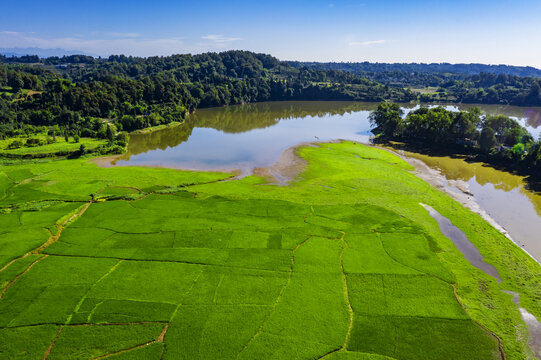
[101,101,541,263]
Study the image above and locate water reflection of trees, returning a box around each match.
[116,123,195,162]
[189,101,382,133]
[124,101,382,157]
[407,152,541,216]
[453,104,541,130]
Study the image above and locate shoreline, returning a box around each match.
[383,146,541,265]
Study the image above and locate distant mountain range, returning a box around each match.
[0,47,92,58]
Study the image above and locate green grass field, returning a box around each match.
[0,142,539,359]
[0,135,107,157]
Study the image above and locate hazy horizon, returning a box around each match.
[2,0,541,67]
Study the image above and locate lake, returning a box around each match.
[105,101,541,261]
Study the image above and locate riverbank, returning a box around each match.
[381,145,541,263]
[129,121,182,135]
[385,148,513,239]
[92,135,541,265]
[384,141,541,191]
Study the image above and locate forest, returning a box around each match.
[1,50,541,156]
[291,61,541,106]
[288,61,541,77]
[0,51,413,144]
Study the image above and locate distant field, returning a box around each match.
[0,86,13,97]
[409,87,439,94]
[0,142,538,359]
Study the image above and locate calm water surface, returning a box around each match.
[113,102,377,173]
[109,101,541,261]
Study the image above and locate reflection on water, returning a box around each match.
[524,108,541,129]
[115,101,541,173]
[114,101,380,173]
[107,100,541,262]
[407,152,541,261]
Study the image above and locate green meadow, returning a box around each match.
[0,142,539,359]
[0,135,107,157]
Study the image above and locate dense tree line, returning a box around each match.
[370,102,541,173]
[291,61,541,106]
[432,73,541,106]
[289,61,541,78]
[0,51,415,140]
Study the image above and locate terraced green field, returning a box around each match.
[0,142,539,359]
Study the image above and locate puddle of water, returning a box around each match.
[421,203,501,281]
[503,290,541,359]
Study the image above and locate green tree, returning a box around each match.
[483,115,522,145]
[115,131,129,144]
[480,127,497,153]
[106,125,114,142]
[369,102,404,138]
[512,143,525,158]
[451,107,481,142]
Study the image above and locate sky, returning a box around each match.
[1,0,541,67]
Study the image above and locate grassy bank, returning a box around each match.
[0,142,539,359]
[0,136,108,158]
[129,121,182,135]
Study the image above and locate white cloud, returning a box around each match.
[1,30,25,35]
[106,32,142,38]
[201,34,243,43]
[0,31,246,56]
[0,31,189,56]
[348,39,388,46]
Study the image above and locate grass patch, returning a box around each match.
[0,135,106,157]
[47,323,164,359]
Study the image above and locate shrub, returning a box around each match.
[7,139,24,149]
[25,138,45,147]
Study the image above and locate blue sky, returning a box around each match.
[1,0,541,66]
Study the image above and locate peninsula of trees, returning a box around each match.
[370,102,541,175]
